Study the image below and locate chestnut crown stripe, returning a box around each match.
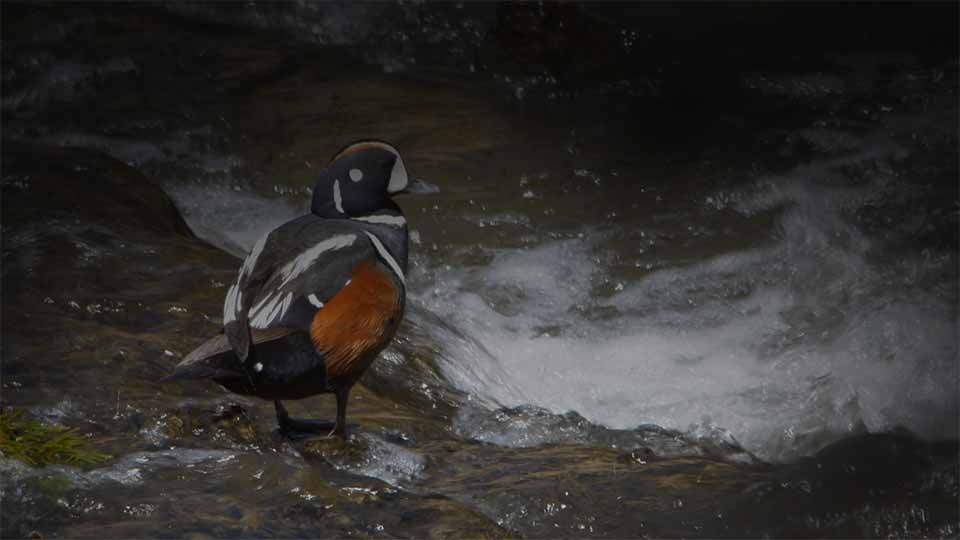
[331,141,408,194]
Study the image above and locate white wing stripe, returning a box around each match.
[242,232,269,277]
[249,295,280,329]
[262,301,284,329]
[363,231,405,285]
[223,283,239,324]
[248,293,279,328]
[224,231,269,325]
[248,291,274,318]
[307,293,324,309]
[278,234,356,288]
[246,236,356,328]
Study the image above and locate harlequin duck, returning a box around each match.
[166,141,426,438]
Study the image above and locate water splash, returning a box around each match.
[413,132,957,462]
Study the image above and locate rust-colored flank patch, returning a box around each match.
[310,260,402,379]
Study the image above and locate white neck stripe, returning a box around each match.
[333,180,344,213]
[354,214,407,227]
[363,231,405,285]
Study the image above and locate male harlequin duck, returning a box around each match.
[166,141,425,438]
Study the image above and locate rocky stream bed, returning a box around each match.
[2,3,958,538]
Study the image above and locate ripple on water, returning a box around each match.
[0,448,238,490]
[311,433,426,488]
[453,404,759,463]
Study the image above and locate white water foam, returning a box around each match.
[415,141,958,463]
[166,183,305,257]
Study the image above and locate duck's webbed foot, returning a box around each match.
[274,400,336,440]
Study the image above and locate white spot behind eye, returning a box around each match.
[349,168,363,182]
[253,362,263,373]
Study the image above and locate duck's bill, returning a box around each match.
[401,177,440,194]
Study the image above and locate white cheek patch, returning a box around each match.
[387,157,408,194]
[349,168,363,182]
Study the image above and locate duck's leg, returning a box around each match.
[274,400,293,430]
[332,387,349,438]
[273,400,335,438]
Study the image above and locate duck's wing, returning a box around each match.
[223,217,401,368]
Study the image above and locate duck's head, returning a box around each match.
[311,141,429,218]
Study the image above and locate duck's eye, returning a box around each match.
[349,168,363,182]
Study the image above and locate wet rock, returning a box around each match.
[210,404,260,445]
[2,142,194,239]
[729,433,960,538]
[140,402,268,450]
[274,500,328,530]
[302,434,370,464]
[161,415,184,439]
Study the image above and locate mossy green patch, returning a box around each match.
[0,409,109,467]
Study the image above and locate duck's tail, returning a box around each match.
[162,333,241,382]
[162,327,300,382]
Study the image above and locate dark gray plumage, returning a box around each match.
[166,140,421,438]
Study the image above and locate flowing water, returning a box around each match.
[2,3,957,537]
